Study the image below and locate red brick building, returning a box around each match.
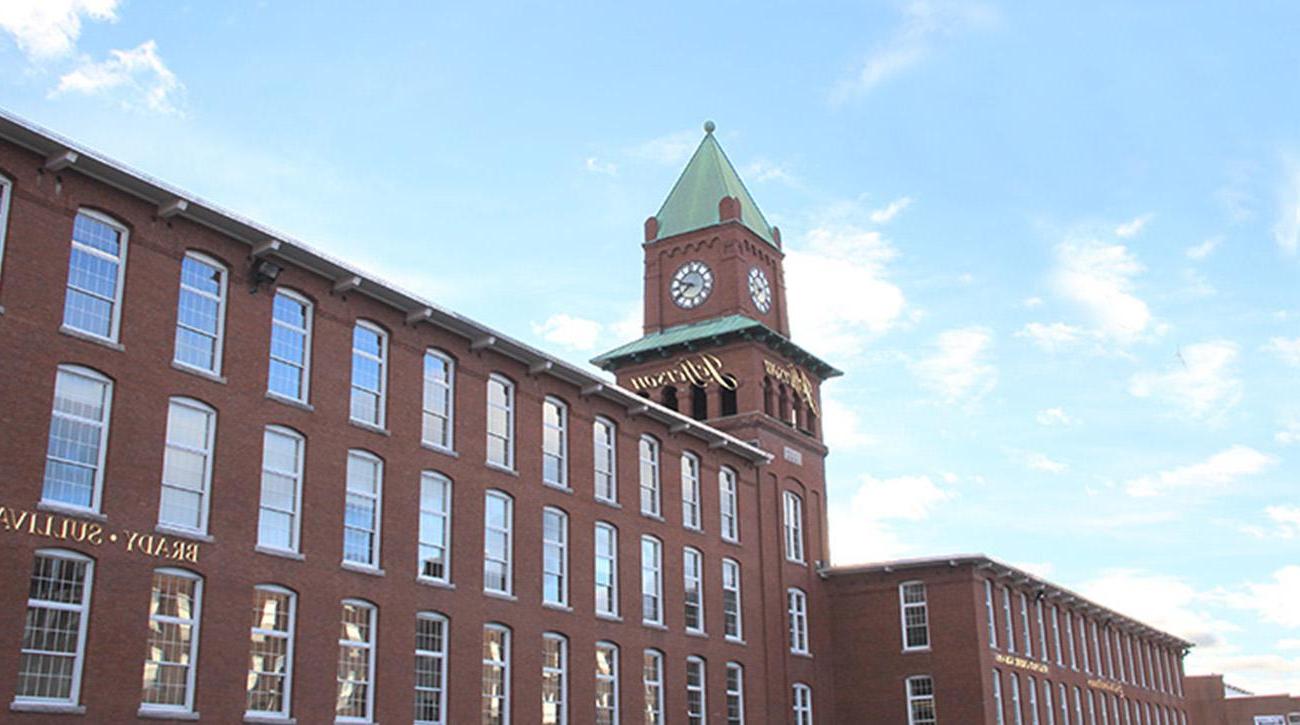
[1185,675,1300,725]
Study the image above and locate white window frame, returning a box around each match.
[482,623,511,725]
[415,612,448,725]
[1080,616,1092,673]
[1103,626,1115,679]
[335,599,376,723]
[245,585,296,719]
[594,522,619,617]
[906,675,936,725]
[418,472,452,584]
[13,549,94,707]
[783,490,805,564]
[1037,599,1049,663]
[900,581,930,651]
[593,417,617,503]
[543,632,567,725]
[1003,587,1017,654]
[349,321,388,428]
[788,587,810,655]
[257,426,305,553]
[172,250,228,375]
[1060,683,1070,725]
[483,490,514,596]
[139,568,203,715]
[792,683,814,725]
[267,288,313,403]
[0,173,11,281]
[686,656,707,725]
[1073,687,1084,725]
[986,580,999,649]
[725,662,745,725]
[1011,672,1024,725]
[1053,605,1064,666]
[639,435,661,517]
[1091,620,1102,678]
[542,396,568,487]
[595,640,619,725]
[1020,591,1034,658]
[681,452,702,530]
[1044,679,1056,725]
[641,535,663,625]
[722,558,743,642]
[157,397,216,535]
[719,466,739,542]
[1086,689,1096,725]
[486,374,515,470]
[993,670,1006,725]
[542,507,569,607]
[42,365,113,514]
[342,450,383,570]
[63,209,128,343]
[643,649,665,725]
[1066,612,1078,670]
[1028,676,1041,725]
[683,546,705,634]
[421,349,455,451]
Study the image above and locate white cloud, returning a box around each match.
[628,130,698,166]
[584,157,617,176]
[531,313,603,351]
[1035,407,1077,426]
[1009,448,1068,474]
[1123,445,1276,498]
[1242,506,1300,540]
[829,473,955,564]
[1276,417,1300,446]
[1081,570,1238,651]
[1264,337,1300,367]
[869,196,913,223]
[741,159,794,184]
[1022,296,1043,308]
[54,40,184,115]
[1016,321,1086,352]
[1275,155,1300,255]
[1128,341,1242,421]
[1222,566,1300,629]
[911,326,996,405]
[785,225,906,358]
[1185,237,1220,260]
[821,393,879,451]
[1114,213,1154,238]
[1051,235,1152,342]
[0,0,116,61]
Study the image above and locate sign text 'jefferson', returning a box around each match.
[628,354,738,392]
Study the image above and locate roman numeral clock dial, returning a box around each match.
[748,266,772,314]
[670,261,714,309]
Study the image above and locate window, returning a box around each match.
[246,585,295,718]
[1086,690,1096,725]
[1080,617,1091,673]
[0,174,10,279]
[542,633,567,725]
[1020,592,1034,658]
[793,683,814,725]
[268,289,312,402]
[643,649,665,725]
[1011,673,1024,725]
[595,641,619,725]
[14,550,94,706]
[985,580,999,648]
[719,466,739,542]
[641,535,663,625]
[788,587,810,654]
[683,547,704,633]
[543,397,568,486]
[783,491,805,563]
[1028,676,1040,725]
[140,569,202,714]
[542,507,569,607]
[421,350,454,450]
[907,676,936,725]
[343,450,383,569]
[41,365,113,512]
[1059,683,1069,725]
[350,322,387,427]
[1053,606,1064,666]
[415,613,448,725]
[722,558,742,641]
[725,662,745,725]
[639,435,660,516]
[993,670,1006,725]
[681,452,702,529]
[173,252,227,374]
[1073,687,1084,725]
[686,656,707,725]
[900,581,930,650]
[63,210,127,341]
[1044,680,1056,725]
[1104,627,1115,679]
[594,417,617,502]
[595,523,618,617]
[258,426,304,552]
[1003,588,1017,654]
[484,491,513,595]
[336,600,376,722]
[486,374,515,469]
[1065,612,1077,669]
[482,624,510,725]
[418,472,452,583]
[1037,600,1049,663]
[1091,621,1102,680]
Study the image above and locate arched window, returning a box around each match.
[792,683,814,725]
[0,173,12,284]
[415,612,449,725]
[541,507,569,607]
[686,656,707,724]
[63,209,128,342]
[158,397,216,534]
[543,632,567,725]
[594,522,618,618]
[593,417,617,503]
[788,587,810,654]
[542,396,568,487]
[42,364,113,513]
[268,289,313,403]
[484,490,514,595]
[14,549,94,707]
[642,650,664,724]
[140,568,203,714]
[421,349,455,450]
[350,321,388,428]
[661,385,679,411]
[691,385,708,420]
[482,623,511,724]
[343,450,383,569]
[721,385,738,416]
[257,425,305,553]
[639,435,661,516]
[173,251,228,375]
[486,374,515,469]
[246,585,296,718]
[418,472,452,583]
[680,452,702,530]
[336,599,377,721]
[595,640,619,725]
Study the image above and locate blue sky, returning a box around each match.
[3,0,1297,694]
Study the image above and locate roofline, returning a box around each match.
[0,107,772,466]
[825,553,1196,650]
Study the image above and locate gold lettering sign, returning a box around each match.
[763,359,818,415]
[994,653,1051,675]
[1087,679,1124,696]
[628,354,738,392]
[0,505,200,564]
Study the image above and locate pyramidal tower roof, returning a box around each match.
[651,121,777,247]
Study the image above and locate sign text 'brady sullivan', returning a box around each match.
[0,504,201,564]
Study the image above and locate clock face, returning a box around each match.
[671,261,714,309]
[748,266,772,313]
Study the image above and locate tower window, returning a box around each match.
[691,385,708,420]
[721,386,738,416]
[661,386,678,412]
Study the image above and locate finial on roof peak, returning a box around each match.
[703,120,716,134]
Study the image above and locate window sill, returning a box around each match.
[683,524,704,534]
[785,558,808,567]
[139,706,199,720]
[595,498,622,509]
[245,715,296,725]
[266,392,314,412]
[484,590,517,602]
[903,646,932,654]
[171,360,227,385]
[416,577,455,590]
[640,511,665,523]
[542,482,573,494]
[10,700,86,714]
[721,537,742,547]
[485,462,518,477]
[37,501,106,522]
[791,650,814,659]
[725,637,747,646]
[420,442,458,458]
[255,545,305,561]
[642,621,668,631]
[154,524,213,543]
[341,561,384,576]
[348,419,390,437]
[595,612,623,623]
[543,601,573,613]
[59,324,124,351]
[686,630,708,639]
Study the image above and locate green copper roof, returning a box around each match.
[653,124,777,247]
